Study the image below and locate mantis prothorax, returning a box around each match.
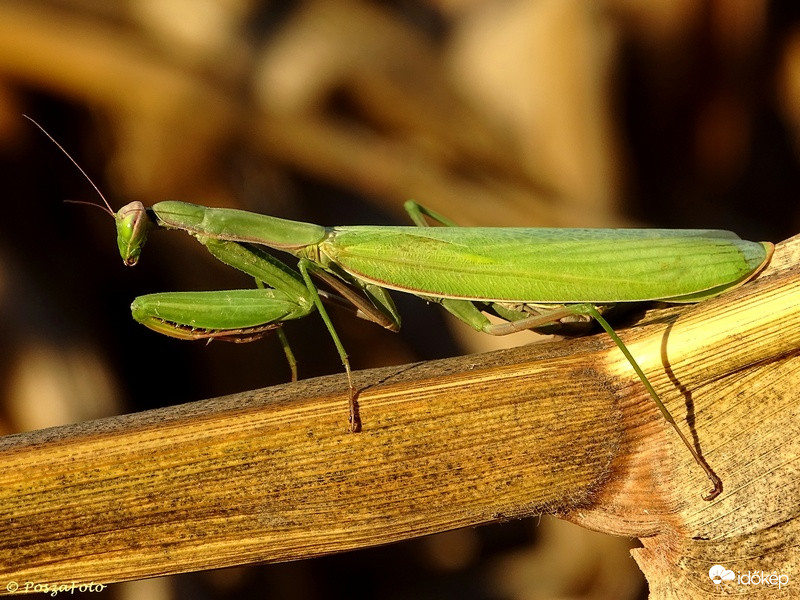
[31,117,773,501]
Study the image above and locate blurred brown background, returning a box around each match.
[1,1,799,598]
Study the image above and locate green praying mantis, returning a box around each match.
[31,118,773,501]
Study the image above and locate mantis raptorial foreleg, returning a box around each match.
[208,236,404,432]
[135,233,401,432]
[202,238,404,431]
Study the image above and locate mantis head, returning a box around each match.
[116,201,153,266]
[24,116,154,268]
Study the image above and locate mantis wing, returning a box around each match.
[323,227,772,303]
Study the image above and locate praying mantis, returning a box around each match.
[31,118,773,501]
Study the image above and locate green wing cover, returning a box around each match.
[323,227,770,303]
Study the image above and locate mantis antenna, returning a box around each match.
[24,115,115,218]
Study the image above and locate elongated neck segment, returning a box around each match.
[149,201,329,252]
[116,201,153,266]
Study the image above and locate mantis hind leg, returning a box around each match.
[443,299,722,500]
[576,304,721,500]
[403,202,720,500]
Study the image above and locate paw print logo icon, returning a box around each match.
[709,565,735,585]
